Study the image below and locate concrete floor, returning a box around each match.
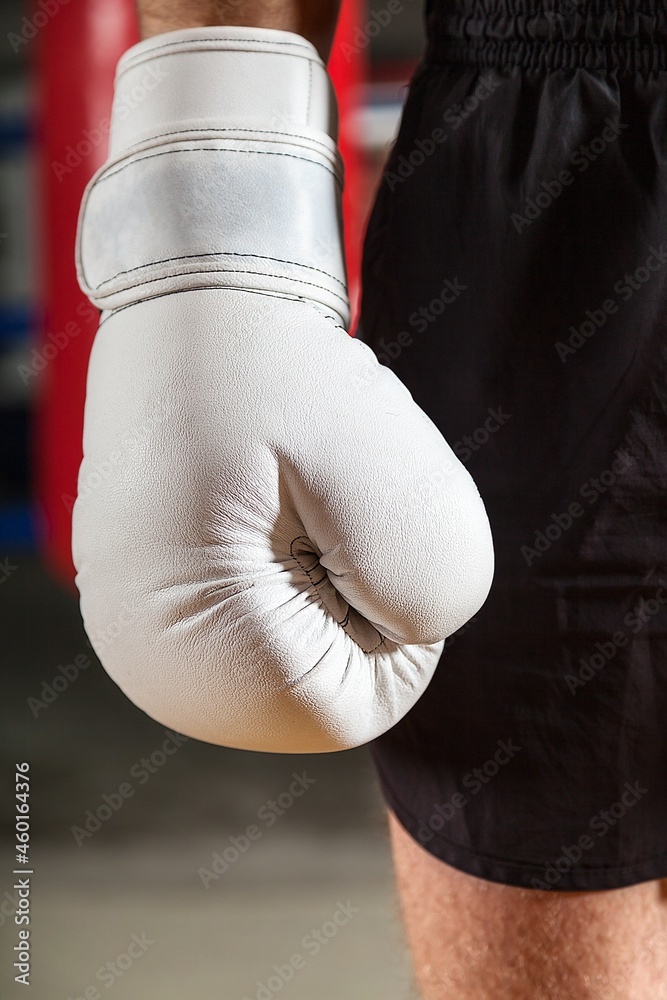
[1,553,419,999]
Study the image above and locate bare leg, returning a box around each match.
[388,810,667,1000]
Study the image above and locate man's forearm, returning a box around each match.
[135,0,343,61]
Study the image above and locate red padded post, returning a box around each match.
[329,0,367,332]
[33,0,366,587]
[33,0,138,587]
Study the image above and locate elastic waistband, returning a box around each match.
[425,1,667,73]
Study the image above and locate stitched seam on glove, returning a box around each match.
[94,288,349,329]
[87,269,350,309]
[90,251,348,292]
[93,146,339,186]
[117,36,318,75]
[120,127,336,157]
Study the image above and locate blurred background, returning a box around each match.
[1,1,429,997]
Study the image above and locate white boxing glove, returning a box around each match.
[73,26,494,753]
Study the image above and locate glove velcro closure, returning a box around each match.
[75,126,350,327]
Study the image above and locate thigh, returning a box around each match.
[388,810,667,1000]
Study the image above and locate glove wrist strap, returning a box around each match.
[75,26,350,327]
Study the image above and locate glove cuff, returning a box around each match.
[75,26,349,327]
[109,26,339,156]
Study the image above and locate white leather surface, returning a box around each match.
[73,26,495,753]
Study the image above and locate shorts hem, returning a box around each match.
[374,759,667,892]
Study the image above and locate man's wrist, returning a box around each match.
[135,0,342,62]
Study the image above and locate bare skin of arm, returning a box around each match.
[135,0,343,61]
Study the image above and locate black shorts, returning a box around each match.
[357,0,667,891]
